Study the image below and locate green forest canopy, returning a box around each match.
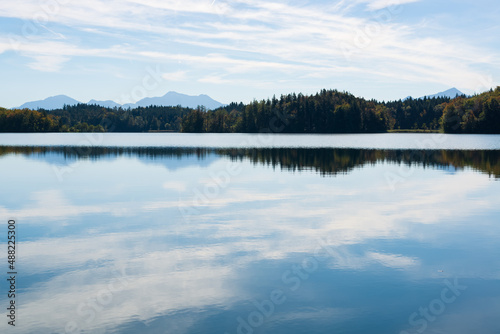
[1,87,499,134]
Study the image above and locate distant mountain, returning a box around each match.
[123,91,224,110]
[87,99,122,108]
[419,88,464,99]
[403,88,464,101]
[18,91,224,110]
[19,95,80,110]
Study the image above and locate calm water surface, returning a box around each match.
[0,133,499,334]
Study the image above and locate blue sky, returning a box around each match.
[0,0,499,108]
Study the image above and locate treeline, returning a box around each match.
[181,88,500,133]
[441,88,500,133]
[181,90,454,133]
[1,87,499,133]
[0,104,191,132]
[49,104,192,132]
[181,90,392,133]
[0,108,59,132]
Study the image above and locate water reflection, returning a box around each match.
[1,146,500,178]
[0,146,499,334]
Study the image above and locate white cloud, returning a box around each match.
[161,70,188,81]
[27,54,70,71]
[361,0,420,11]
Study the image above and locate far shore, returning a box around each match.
[388,129,441,133]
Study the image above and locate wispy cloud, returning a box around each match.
[0,0,498,104]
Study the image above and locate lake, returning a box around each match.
[1,133,500,334]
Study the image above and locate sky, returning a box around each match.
[0,0,499,108]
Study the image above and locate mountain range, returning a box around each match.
[18,91,224,110]
[17,88,465,111]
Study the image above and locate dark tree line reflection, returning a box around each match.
[1,146,499,178]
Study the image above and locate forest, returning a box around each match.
[1,87,499,134]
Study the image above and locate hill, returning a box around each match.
[419,88,464,99]
[19,95,81,110]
